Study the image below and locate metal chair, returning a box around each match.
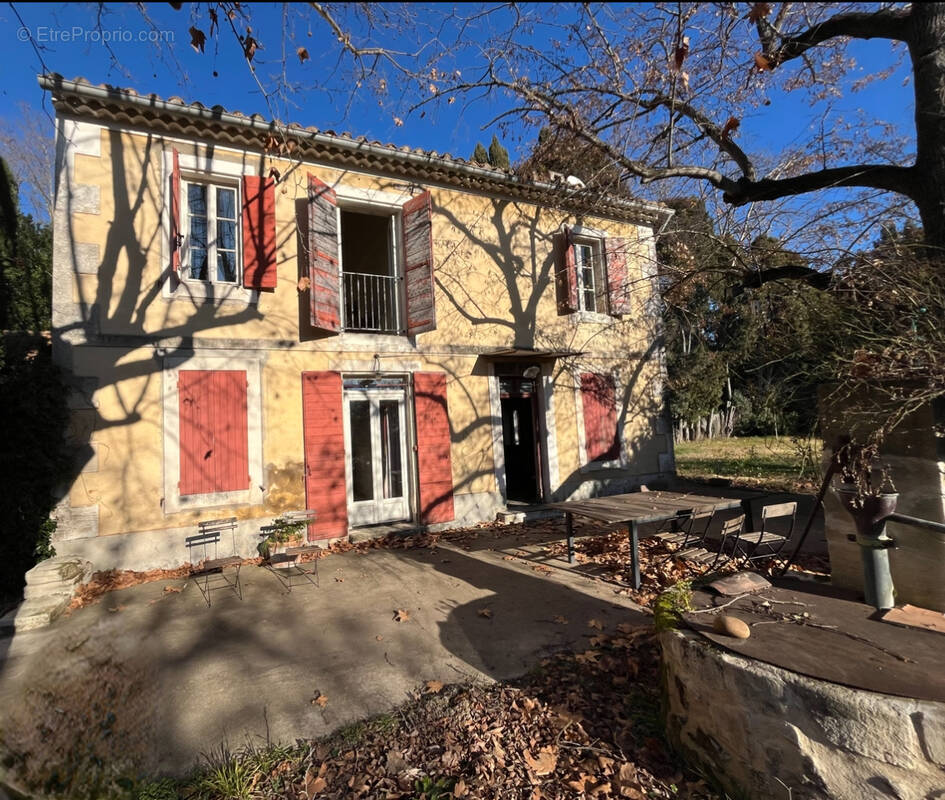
[657,508,716,566]
[260,510,320,593]
[186,517,242,607]
[731,501,798,567]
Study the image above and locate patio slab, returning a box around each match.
[0,533,648,777]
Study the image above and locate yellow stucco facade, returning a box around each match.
[49,80,674,569]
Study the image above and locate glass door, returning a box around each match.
[344,379,409,526]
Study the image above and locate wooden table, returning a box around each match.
[547,490,746,589]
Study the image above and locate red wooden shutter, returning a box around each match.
[302,371,348,540]
[554,227,578,314]
[402,191,436,335]
[580,372,620,462]
[179,370,250,495]
[307,174,342,333]
[242,175,278,290]
[170,148,181,273]
[413,372,454,524]
[605,237,631,315]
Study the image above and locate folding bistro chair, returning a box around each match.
[261,510,320,593]
[185,517,242,607]
[730,501,798,567]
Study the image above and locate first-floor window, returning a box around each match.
[184,180,240,284]
[178,369,249,496]
[573,237,608,314]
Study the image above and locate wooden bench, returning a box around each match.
[186,517,242,607]
[260,510,320,593]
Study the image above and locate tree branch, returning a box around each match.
[761,7,912,68]
[722,164,913,206]
[730,265,833,299]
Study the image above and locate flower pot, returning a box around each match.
[835,487,899,539]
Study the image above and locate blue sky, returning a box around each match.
[0,2,916,229]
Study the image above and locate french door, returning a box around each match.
[343,380,410,526]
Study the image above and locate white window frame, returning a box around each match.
[161,149,257,305]
[567,224,615,324]
[181,177,242,287]
[162,354,264,514]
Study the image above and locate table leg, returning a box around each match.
[566,513,575,564]
[630,519,641,590]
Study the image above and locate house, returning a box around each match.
[42,74,675,571]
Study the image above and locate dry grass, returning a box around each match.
[674,435,824,493]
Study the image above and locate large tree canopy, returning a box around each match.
[209,3,936,253]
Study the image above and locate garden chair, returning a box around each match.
[260,510,320,593]
[185,517,242,607]
[730,501,798,567]
[657,508,715,565]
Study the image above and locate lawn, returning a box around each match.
[674,435,824,493]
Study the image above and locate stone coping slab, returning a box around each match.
[682,576,945,702]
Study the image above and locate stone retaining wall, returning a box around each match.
[660,628,945,800]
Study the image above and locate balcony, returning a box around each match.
[343,271,401,333]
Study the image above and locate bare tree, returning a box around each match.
[0,102,54,222]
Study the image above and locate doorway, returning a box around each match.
[499,374,542,503]
[343,377,410,526]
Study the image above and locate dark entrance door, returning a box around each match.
[499,376,542,503]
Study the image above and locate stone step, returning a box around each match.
[14,595,70,633]
[23,582,76,601]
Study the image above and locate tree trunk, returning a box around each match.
[909,3,945,255]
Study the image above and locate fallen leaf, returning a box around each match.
[553,615,569,625]
[477,607,493,619]
[312,694,328,707]
[375,635,383,641]
[524,746,558,776]
[163,585,182,594]
[454,779,468,797]
[394,608,410,622]
[588,618,604,631]
[305,772,327,797]
[425,680,444,694]
[568,774,594,793]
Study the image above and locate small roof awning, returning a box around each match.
[482,347,583,360]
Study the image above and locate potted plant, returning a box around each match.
[832,435,898,609]
[258,515,307,559]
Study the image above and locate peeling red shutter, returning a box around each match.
[554,227,578,314]
[242,175,278,290]
[402,191,436,335]
[302,371,348,540]
[605,237,631,315]
[170,148,181,273]
[413,372,454,524]
[179,370,249,495]
[307,174,342,333]
[580,372,620,462]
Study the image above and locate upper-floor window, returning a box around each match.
[306,177,437,337]
[339,208,401,333]
[573,237,609,314]
[555,226,633,318]
[166,148,277,299]
[183,180,241,285]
